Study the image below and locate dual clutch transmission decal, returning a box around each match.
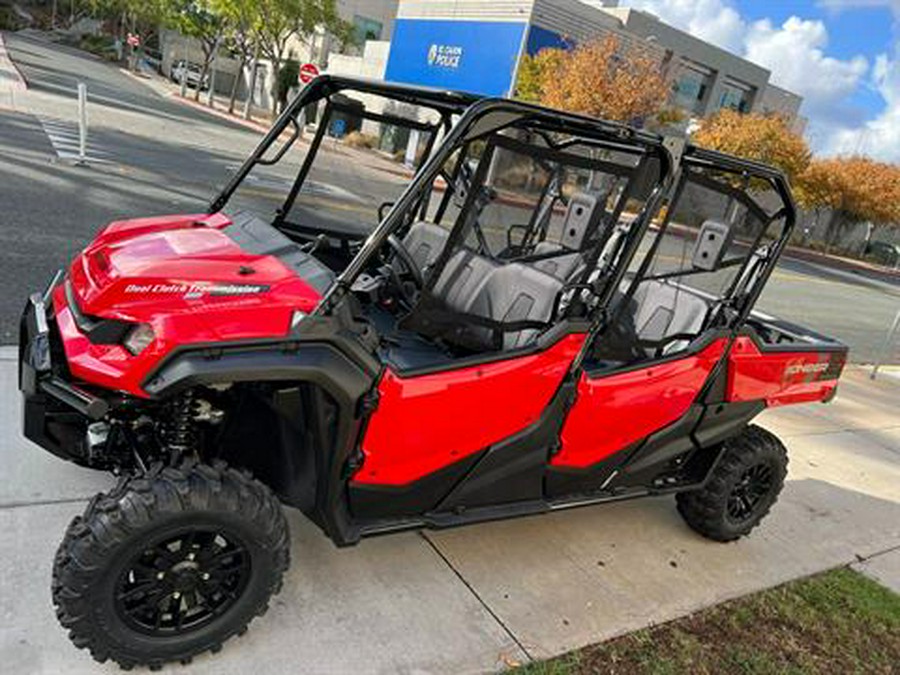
[123,283,270,299]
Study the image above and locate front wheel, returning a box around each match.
[676,425,788,542]
[52,460,290,669]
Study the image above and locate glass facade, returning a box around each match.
[718,79,755,114]
[353,15,384,43]
[671,60,713,115]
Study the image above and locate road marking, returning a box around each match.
[37,115,112,163]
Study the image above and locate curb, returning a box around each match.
[783,245,900,282]
[0,31,28,91]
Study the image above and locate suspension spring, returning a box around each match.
[162,390,199,457]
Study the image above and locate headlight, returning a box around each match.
[123,323,155,355]
[290,310,307,329]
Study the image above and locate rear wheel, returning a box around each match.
[676,425,787,542]
[52,460,290,669]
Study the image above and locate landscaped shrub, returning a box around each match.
[343,131,378,149]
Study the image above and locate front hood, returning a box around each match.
[68,212,328,340]
[55,213,335,395]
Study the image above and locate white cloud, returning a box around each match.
[620,1,895,160]
[626,0,746,52]
[825,53,900,159]
[744,17,868,124]
[745,18,867,106]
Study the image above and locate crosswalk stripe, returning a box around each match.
[37,115,113,164]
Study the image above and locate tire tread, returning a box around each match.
[52,460,290,668]
[676,425,788,542]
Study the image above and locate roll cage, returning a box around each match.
[206,76,796,362]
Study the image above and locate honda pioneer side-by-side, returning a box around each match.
[19,77,847,668]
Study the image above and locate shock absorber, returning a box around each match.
[162,390,199,459]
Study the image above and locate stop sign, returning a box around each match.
[299,62,320,85]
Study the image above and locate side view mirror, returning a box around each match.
[378,201,394,221]
[692,220,733,271]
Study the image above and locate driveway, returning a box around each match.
[1,348,898,674]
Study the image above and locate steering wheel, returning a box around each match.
[385,234,424,308]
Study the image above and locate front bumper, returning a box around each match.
[19,272,111,464]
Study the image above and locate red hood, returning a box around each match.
[55,213,329,396]
[69,213,323,335]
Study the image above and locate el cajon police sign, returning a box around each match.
[427,43,463,68]
[385,19,527,96]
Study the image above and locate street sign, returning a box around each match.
[299,62,319,85]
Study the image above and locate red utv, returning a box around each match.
[19,77,847,668]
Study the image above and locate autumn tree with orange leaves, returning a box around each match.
[692,109,812,186]
[516,35,671,124]
[800,157,900,250]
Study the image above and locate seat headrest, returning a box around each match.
[691,220,733,271]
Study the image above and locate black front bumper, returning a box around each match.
[19,273,110,464]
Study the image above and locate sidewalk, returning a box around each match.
[0,31,27,109]
[0,350,897,674]
[120,66,275,134]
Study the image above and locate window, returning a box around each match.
[671,60,714,114]
[353,15,383,43]
[718,79,755,114]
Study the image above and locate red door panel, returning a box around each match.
[726,336,842,406]
[354,334,586,486]
[553,339,727,469]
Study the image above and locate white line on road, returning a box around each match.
[37,115,112,164]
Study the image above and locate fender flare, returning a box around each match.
[142,342,378,546]
[142,342,375,408]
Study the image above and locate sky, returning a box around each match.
[620,0,899,161]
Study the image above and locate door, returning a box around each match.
[348,333,585,518]
[549,165,787,494]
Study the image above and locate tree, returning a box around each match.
[214,0,260,114]
[692,109,811,186]
[792,159,841,244]
[251,0,343,114]
[515,47,565,104]
[814,158,900,250]
[85,0,167,54]
[515,35,670,124]
[167,0,228,102]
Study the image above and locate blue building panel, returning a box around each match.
[525,24,574,55]
[385,19,527,97]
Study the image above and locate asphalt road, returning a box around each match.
[0,31,897,361]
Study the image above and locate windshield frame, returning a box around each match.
[207,76,480,216]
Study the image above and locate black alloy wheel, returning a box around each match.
[114,528,252,636]
[53,460,290,669]
[726,463,774,523]
[676,425,788,542]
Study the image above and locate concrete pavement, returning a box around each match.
[0,346,897,673]
[0,32,27,108]
[853,548,900,594]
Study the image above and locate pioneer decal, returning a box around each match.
[784,362,829,377]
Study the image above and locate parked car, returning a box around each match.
[19,76,848,669]
[169,59,208,90]
[864,240,900,267]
